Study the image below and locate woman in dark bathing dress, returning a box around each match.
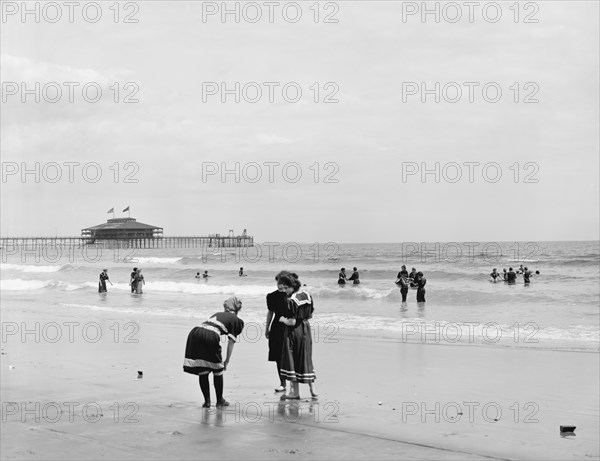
[396,268,409,303]
[265,271,294,393]
[416,271,426,303]
[183,296,245,407]
[279,274,318,400]
[98,269,110,293]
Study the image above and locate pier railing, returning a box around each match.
[0,236,254,249]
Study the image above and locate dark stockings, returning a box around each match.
[213,374,223,402]
[276,360,285,386]
[199,374,211,404]
[199,374,224,404]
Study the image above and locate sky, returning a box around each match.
[1,0,599,243]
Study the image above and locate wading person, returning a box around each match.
[134,268,145,293]
[338,268,347,285]
[98,269,111,293]
[130,267,138,292]
[416,271,426,303]
[396,268,409,303]
[507,267,517,284]
[348,267,360,285]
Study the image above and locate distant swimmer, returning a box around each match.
[130,267,138,292]
[516,264,525,275]
[338,268,347,285]
[502,268,508,282]
[415,272,426,303]
[239,267,247,277]
[203,270,211,279]
[348,267,360,285]
[98,269,112,293]
[490,268,502,282]
[506,267,517,284]
[195,272,201,279]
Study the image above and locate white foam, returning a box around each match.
[310,285,396,300]
[504,259,540,263]
[145,281,274,295]
[1,278,50,290]
[1,263,63,273]
[127,257,182,264]
[2,279,86,291]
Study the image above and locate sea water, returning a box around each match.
[2,241,598,352]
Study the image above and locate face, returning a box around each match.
[277,282,286,291]
[282,285,294,296]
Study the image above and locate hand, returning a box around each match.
[265,330,270,339]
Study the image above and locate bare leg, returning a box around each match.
[289,381,300,398]
[280,380,300,400]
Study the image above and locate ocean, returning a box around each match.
[2,241,598,352]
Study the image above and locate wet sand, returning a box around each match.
[1,301,598,460]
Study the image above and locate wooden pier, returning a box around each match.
[0,235,254,250]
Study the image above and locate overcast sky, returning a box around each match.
[1,1,598,243]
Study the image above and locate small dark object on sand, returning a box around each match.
[560,425,576,433]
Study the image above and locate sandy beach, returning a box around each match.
[2,0,598,457]
[2,301,598,461]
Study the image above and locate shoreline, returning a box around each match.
[11,295,599,354]
[1,301,599,460]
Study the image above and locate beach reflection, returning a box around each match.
[399,302,408,316]
[277,400,320,423]
[200,406,225,426]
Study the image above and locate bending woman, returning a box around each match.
[183,296,245,407]
[279,274,317,400]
